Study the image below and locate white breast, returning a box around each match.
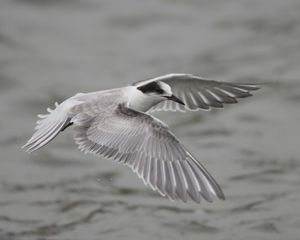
[124,86,163,112]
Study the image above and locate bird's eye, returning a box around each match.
[155,88,164,94]
[137,82,164,95]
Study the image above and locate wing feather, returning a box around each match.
[144,74,260,112]
[72,103,224,203]
[23,102,72,153]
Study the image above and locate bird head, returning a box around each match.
[137,81,185,105]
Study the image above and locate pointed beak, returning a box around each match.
[166,94,185,105]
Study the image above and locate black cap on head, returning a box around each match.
[137,82,164,94]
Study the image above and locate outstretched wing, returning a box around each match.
[135,74,260,112]
[23,101,73,153]
[72,103,225,203]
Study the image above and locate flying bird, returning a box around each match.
[23,73,260,203]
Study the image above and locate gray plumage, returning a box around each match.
[23,73,260,203]
[134,74,260,112]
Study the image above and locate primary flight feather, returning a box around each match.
[23,73,260,203]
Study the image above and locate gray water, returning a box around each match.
[1,0,300,239]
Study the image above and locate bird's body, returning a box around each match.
[23,73,260,203]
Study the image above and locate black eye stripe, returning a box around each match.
[137,82,164,94]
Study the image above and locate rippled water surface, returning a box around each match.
[1,0,300,239]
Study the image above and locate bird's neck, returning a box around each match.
[125,86,163,112]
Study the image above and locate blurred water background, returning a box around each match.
[1,0,300,239]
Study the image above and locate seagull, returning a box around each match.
[23,73,260,203]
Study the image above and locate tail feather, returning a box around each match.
[23,103,71,153]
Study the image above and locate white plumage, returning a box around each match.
[23,73,260,203]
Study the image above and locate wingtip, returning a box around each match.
[21,142,29,151]
[21,144,33,154]
[217,190,226,201]
[22,139,40,154]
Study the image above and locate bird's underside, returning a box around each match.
[23,73,260,203]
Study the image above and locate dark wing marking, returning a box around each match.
[134,74,260,112]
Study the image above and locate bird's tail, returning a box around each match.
[22,101,72,153]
